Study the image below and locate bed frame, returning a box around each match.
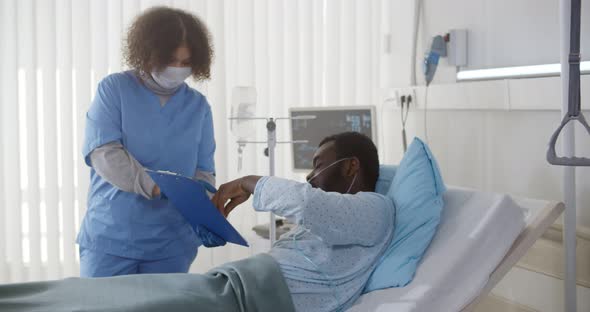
[460,200,565,311]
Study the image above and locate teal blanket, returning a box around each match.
[0,253,295,312]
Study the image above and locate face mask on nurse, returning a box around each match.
[151,44,193,90]
[151,66,192,90]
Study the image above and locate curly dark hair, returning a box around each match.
[123,6,213,80]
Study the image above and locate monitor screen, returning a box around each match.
[290,106,376,171]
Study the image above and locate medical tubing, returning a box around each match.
[306,158,351,182]
[424,85,429,143]
[401,96,411,153]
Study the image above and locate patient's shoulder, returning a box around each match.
[356,192,394,215]
[358,191,392,204]
[353,192,395,239]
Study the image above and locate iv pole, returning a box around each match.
[229,115,315,247]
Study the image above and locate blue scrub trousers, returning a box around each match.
[79,248,198,277]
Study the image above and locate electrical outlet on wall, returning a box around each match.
[381,88,401,109]
[381,87,418,110]
[406,89,417,108]
[398,88,417,109]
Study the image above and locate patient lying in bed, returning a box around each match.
[213,132,395,312]
[0,132,394,312]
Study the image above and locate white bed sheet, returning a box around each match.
[348,187,526,312]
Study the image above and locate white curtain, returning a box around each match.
[0,0,392,283]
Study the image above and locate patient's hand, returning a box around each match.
[212,178,251,217]
[213,175,262,217]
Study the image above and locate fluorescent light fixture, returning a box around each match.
[457,61,590,81]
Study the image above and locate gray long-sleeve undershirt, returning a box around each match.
[90,142,156,199]
[89,142,216,200]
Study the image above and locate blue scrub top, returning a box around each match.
[77,71,216,260]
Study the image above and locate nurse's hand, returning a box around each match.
[213,175,262,217]
[152,185,161,198]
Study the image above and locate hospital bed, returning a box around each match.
[248,186,563,311]
[348,187,563,312]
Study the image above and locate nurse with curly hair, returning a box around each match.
[78,6,224,277]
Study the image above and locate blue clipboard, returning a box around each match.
[147,170,249,247]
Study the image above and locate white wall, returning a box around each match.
[383,0,590,228]
[382,1,590,311]
[419,0,590,74]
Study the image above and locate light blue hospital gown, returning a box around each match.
[253,177,395,312]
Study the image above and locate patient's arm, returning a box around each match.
[252,176,392,246]
[213,175,392,246]
[214,175,306,222]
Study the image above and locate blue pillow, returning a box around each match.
[364,137,446,292]
[374,165,397,195]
